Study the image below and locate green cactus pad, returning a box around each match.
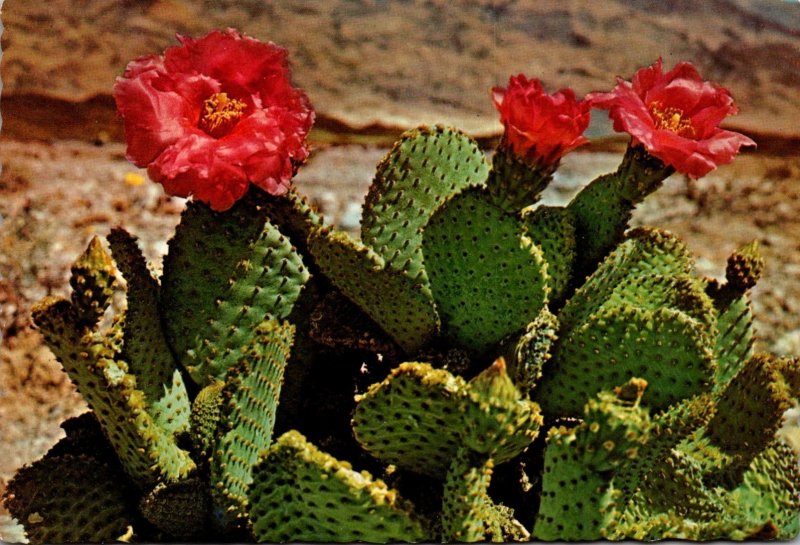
[211,319,294,524]
[69,236,117,328]
[352,362,468,476]
[713,294,755,390]
[566,145,673,272]
[536,227,716,416]
[308,227,438,354]
[725,240,764,294]
[353,360,540,477]
[193,222,306,384]
[257,187,324,259]
[614,393,715,500]
[361,125,490,283]
[460,358,543,461]
[441,448,502,542]
[139,478,210,540]
[610,440,800,540]
[533,427,615,540]
[638,450,724,519]
[107,228,190,435]
[4,453,137,544]
[248,430,428,543]
[161,194,264,359]
[32,297,195,486]
[733,440,800,539]
[536,302,715,416]
[535,384,651,540]
[160,191,308,385]
[521,205,577,302]
[422,186,549,355]
[706,353,794,459]
[190,380,225,459]
[557,227,694,334]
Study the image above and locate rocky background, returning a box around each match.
[1,1,800,541]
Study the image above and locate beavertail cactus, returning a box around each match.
[4,33,796,544]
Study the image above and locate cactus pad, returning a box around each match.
[534,383,651,540]
[536,228,716,416]
[4,453,137,544]
[32,297,195,486]
[248,431,427,542]
[139,478,209,540]
[521,205,577,302]
[536,302,715,416]
[160,191,308,385]
[460,358,543,461]
[309,227,438,353]
[210,319,294,524]
[422,186,549,355]
[725,240,764,294]
[69,236,117,328]
[107,228,190,435]
[352,362,468,476]
[353,359,541,477]
[361,125,490,282]
[441,448,502,542]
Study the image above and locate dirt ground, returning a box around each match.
[1,137,800,541]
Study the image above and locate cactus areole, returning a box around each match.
[5,30,797,544]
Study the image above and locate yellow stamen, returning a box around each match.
[649,102,694,137]
[199,92,247,137]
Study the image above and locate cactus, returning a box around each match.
[5,46,799,543]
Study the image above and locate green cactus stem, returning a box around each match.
[485,143,555,214]
[248,430,428,543]
[566,145,674,274]
[441,448,503,542]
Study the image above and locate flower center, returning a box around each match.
[649,102,694,137]
[198,92,247,137]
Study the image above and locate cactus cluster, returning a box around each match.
[4,119,799,542]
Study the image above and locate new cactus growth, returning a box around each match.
[4,35,796,543]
